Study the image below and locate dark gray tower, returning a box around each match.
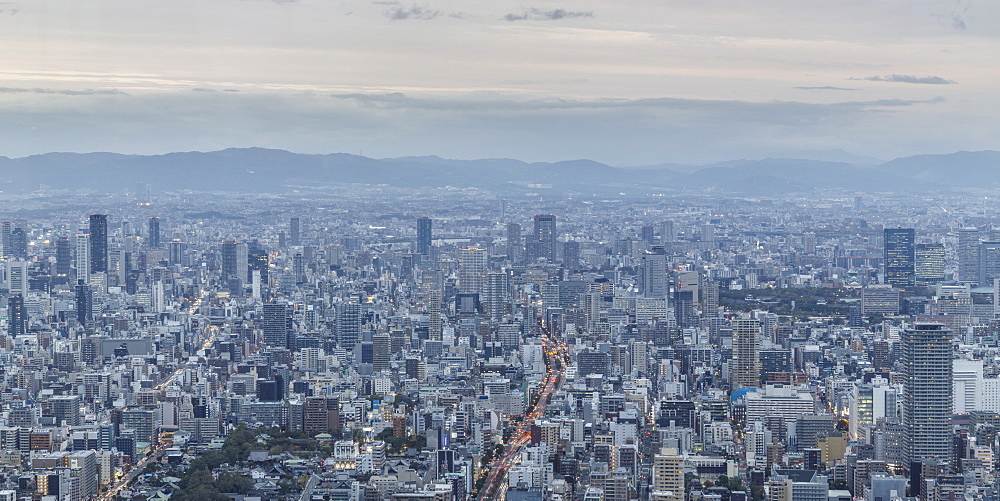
[89,214,109,274]
[147,217,160,248]
[290,216,300,246]
[416,216,432,256]
[884,228,914,288]
[533,214,557,261]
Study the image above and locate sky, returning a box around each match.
[1,0,999,165]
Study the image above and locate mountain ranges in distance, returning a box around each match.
[2,147,999,195]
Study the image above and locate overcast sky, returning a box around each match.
[1,0,998,164]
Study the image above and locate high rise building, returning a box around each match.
[639,248,668,298]
[457,246,487,295]
[88,214,108,274]
[416,216,432,256]
[221,240,249,285]
[979,241,1000,287]
[75,283,93,324]
[914,243,945,286]
[335,302,362,350]
[262,302,291,348]
[732,318,761,389]
[147,217,160,248]
[661,220,675,244]
[651,448,684,501]
[55,237,71,281]
[506,222,522,263]
[289,216,300,246]
[483,271,509,320]
[958,227,980,283]
[248,242,269,286]
[168,239,184,266]
[533,214,557,261]
[9,226,26,259]
[883,228,915,288]
[902,323,953,470]
[372,333,390,374]
[1,221,10,257]
[7,295,25,336]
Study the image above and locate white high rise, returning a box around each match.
[457,246,487,295]
[75,233,90,284]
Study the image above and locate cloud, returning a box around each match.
[385,4,440,20]
[504,8,592,21]
[794,86,858,91]
[858,74,956,85]
[371,1,398,4]
[0,87,127,96]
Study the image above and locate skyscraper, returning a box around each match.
[457,246,487,295]
[147,217,160,248]
[75,233,90,284]
[732,318,761,389]
[533,214,557,261]
[262,302,291,348]
[639,247,668,298]
[289,216,300,246]
[506,222,522,263]
[416,216,432,256]
[55,236,71,281]
[75,282,93,324]
[89,214,108,274]
[7,294,25,336]
[914,243,945,286]
[883,228,915,288]
[372,333,390,374]
[483,271,509,320]
[661,220,675,244]
[335,302,362,350]
[958,227,980,283]
[902,323,953,470]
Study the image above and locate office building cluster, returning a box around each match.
[0,188,997,501]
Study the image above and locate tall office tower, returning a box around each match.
[563,241,580,269]
[533,214,557,261]
[981,241,1000,287]
[89,214,108,274]
[802,232,817,255]
[55,237,71,281]
[263,302,291,348]
[651,448,685,501]
[915,243,946,286]
[883,228,915,288]
[959,228,980,283]
[422,270,444,341]
[7,295,25,336]
[168,239,184,266]
[639,247,668,297]
[661,220,675,244]
[75,283,93,324]
[457,246,487,294]
[248,243,269,285]
[416,216,432,256]
[703,278,719,318]
[9,226,26,259]
[221,241,248,284]
[7,261,27,298]
[0,221,9,256]
[289,216,300,246]
[641,224,656,246]
[335,302,362,350]
[147,217,160,248]
[75,233,91,284]
[372,333,390,373]
[506,223,522,262]
[902,323,953,470]
[732,318,762,389]
[483,271,509,320]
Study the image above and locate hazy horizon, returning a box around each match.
[3,0,999,165]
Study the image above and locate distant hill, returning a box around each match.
[0,147,997,194]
